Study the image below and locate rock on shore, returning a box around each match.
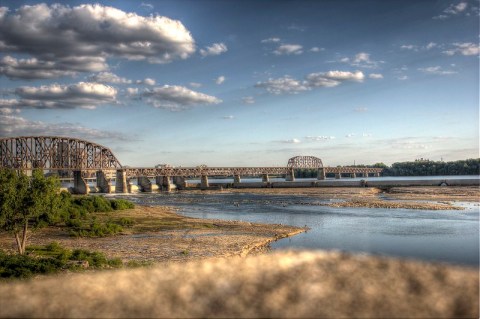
[0,250,477,318]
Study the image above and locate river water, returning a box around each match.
[120,191,479,267]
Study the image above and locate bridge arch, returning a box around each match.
[0,136,122,171]
[287,156,323,169]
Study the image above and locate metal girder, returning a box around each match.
[287,156,324,169]
[0,136,122,170]
[124,167,289,178]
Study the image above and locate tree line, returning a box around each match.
[294,158,480,178]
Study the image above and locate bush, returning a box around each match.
[110,199,135,210]
[116,217,134,227]
[0,244,123,279]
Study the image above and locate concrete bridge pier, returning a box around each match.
[285,168,295,181]
[201,175,209,190]
[317,168,326,180]
[156,176,172,191]
[73,170,89,194]
[364,173,369,178]
[335,173,341,179]
[138,176,152,193]
[351,173,356,178]
[262,174,269,182]
[96,170,112,193]
[115,170,128,193]
[233,175,241,184]
[173,176,186,190]
[375,172,381,177]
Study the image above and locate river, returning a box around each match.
[120,191,479,267]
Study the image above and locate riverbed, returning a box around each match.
[121,188,479,266]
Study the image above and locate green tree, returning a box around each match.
[0,169,60,255]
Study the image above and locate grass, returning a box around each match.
[0,242,123,280]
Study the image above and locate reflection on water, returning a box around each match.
[119,192,479,266]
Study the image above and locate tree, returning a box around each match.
[0,169,60,254]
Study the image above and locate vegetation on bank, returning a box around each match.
[0,168,135,255]
[294,158,480,178]
[0,242,122,279]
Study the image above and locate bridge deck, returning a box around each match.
[123,167,383,177]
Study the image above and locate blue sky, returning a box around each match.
[0,0,478,167]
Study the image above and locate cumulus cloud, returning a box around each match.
[0,107,19,115]
[0,82,117,109]
[0,3,195,79]
[126,87,139,96]
[0,55,105,80]
[261,37,281,43]
[256,70,365,94]
[310,47,324,52]
[305,136,335,141]
[89,72,132,84]
[443,42,479,56]
[279,138,301,144]
[142,85,222,111]
[397,75,408,81]
[189,82,202,88]
[273,44,303,55]
[0,113,131,141]
[222,115,234,120]
[242,96,255,104]
[200,43,228,57]
[433,2,468,19]
[140,2,154,10]
[136,78,156,86]
[255,76,310,94]
[418,66,457,75]
[215,76,226,85]
[400,42,437,52]
[339,52,382,68]
[369,73,383,79]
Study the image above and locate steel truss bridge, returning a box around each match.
[0,136,383,193]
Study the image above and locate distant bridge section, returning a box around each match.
[0,137,383,194]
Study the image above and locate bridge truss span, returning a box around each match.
[124,167,289,178]
[0,136,122,171]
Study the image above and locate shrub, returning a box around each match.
[110,199,135,210]
[116,217,134,227]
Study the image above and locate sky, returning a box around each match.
[0,0,478,167]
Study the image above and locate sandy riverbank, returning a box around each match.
[0,250,477,318]
[0,206,305,263]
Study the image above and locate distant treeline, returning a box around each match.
[294,158,480,177]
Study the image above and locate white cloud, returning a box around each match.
[339,52,382,68]
[142,85,222,111]
[280,138,301,144]
[189,82,202,88]
[0,55,104,80]
[256,70,365,94]
[434,2,468,18]
[345,133,356,138]
[418,66,457,75]
[255,76,310,94]
[136,78,156,86]
[215,76,226,85]
[89,72,132,84]
[0,82,117,109]
[0,107,20,115]
[305,136,335,141]
[0,113,131,141]
[362,133,372,137]
[310,47,324,53]
[354,107,368,112]
[397,75,408,81]
[425,42,437,50]
[273,44,303,55]
[140,2,154,10]
[242,96,255,104]
[369,73,383,79]
[0,3,195,79]
[261,37,281,43]
[222,115,234,120]
[443,42,479,56]
[126,87,139,95]
[200,43,228,57]
[401,44,418,51]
